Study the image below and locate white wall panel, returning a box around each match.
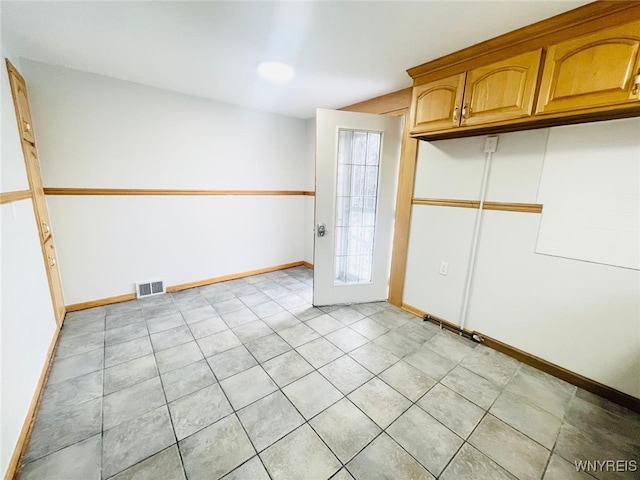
[22,60,308,190]
[405,123,640,399]
[485,128,548,203]
[19,61,312,304]
[47,195,304,304]
[0,201,57,476]
[468,210,640,398]
[536,118,640,270]
[413,136,485,199]
[403,205,476,324]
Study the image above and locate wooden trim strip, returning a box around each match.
[401,303,640,413]
[3,326,61,480]
[44,188,315,197]
[483,202,543,214]
[0,190,32,205]
[412,198,543,213]
[65,261,312,310]
[302,261,314,270]
[65,292,137,312]
[167,261,306,292]
[413,198,479,209]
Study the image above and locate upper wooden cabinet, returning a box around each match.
[409,50,541,135]
[410,74,465,133]
[536,21,640,115]
[407,3,640,140]
[462,50,542,127]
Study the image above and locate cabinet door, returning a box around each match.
[6,60,36,144]
[409,73,465,134]
[44,237,65,326]
[25,145,53,242]
[461,49,542,126]
[537,21,640,115]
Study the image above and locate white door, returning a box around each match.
[313,109,402,306]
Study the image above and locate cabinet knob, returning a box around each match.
[462,103,469,119]
[632,69,640,95]
[452,105,459,125]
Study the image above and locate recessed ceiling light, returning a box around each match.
[257,61,295,84]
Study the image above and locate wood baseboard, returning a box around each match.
[401,303,640,413]
[65,261,309,310]
[302,261,314,269]
[43,188,315,196]
[65,292,137,312]
[167,261,305,292]
[4,326,61,480]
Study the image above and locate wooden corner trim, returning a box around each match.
[0,190,32,205]
[400,303,640,413]
[44,188,315,197]
[65,261,313,310]
[3,325,61,480]
[302,261,314,270]
[412,198,543,213]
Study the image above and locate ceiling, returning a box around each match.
[2,1,591,119]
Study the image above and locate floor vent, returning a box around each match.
[136,279,166,298]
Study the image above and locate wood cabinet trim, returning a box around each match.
[43,188,315,196]
[0,189,32,205]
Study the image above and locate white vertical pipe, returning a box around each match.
[459,143,495,331]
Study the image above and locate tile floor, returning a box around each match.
[17,266,640,480]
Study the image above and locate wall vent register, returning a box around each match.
[136,279,166,298]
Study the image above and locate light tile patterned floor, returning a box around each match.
[17,267,640,480]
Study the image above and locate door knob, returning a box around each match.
[317,223,326,237]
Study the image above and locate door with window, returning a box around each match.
[313,109,402,305]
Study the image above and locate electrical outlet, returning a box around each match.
[439,262,448,276]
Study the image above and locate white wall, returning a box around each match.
[0,51,58,478]
[21,60,313,304]
[404,120,640,398]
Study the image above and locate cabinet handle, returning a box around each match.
[42,223,50,234]
[462,103,469,119]
[632,69,640,95]
[452,105,459,125]
[48,256,56,267]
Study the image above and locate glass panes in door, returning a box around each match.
[334,130,382,284]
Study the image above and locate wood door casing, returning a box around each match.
[44,237,65,325]
[537,21,640,115]
[25,145,53,243]
[6,59,66,325]
[6,60,36,144]
[409,73,466,134]
[462,49,542,126]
